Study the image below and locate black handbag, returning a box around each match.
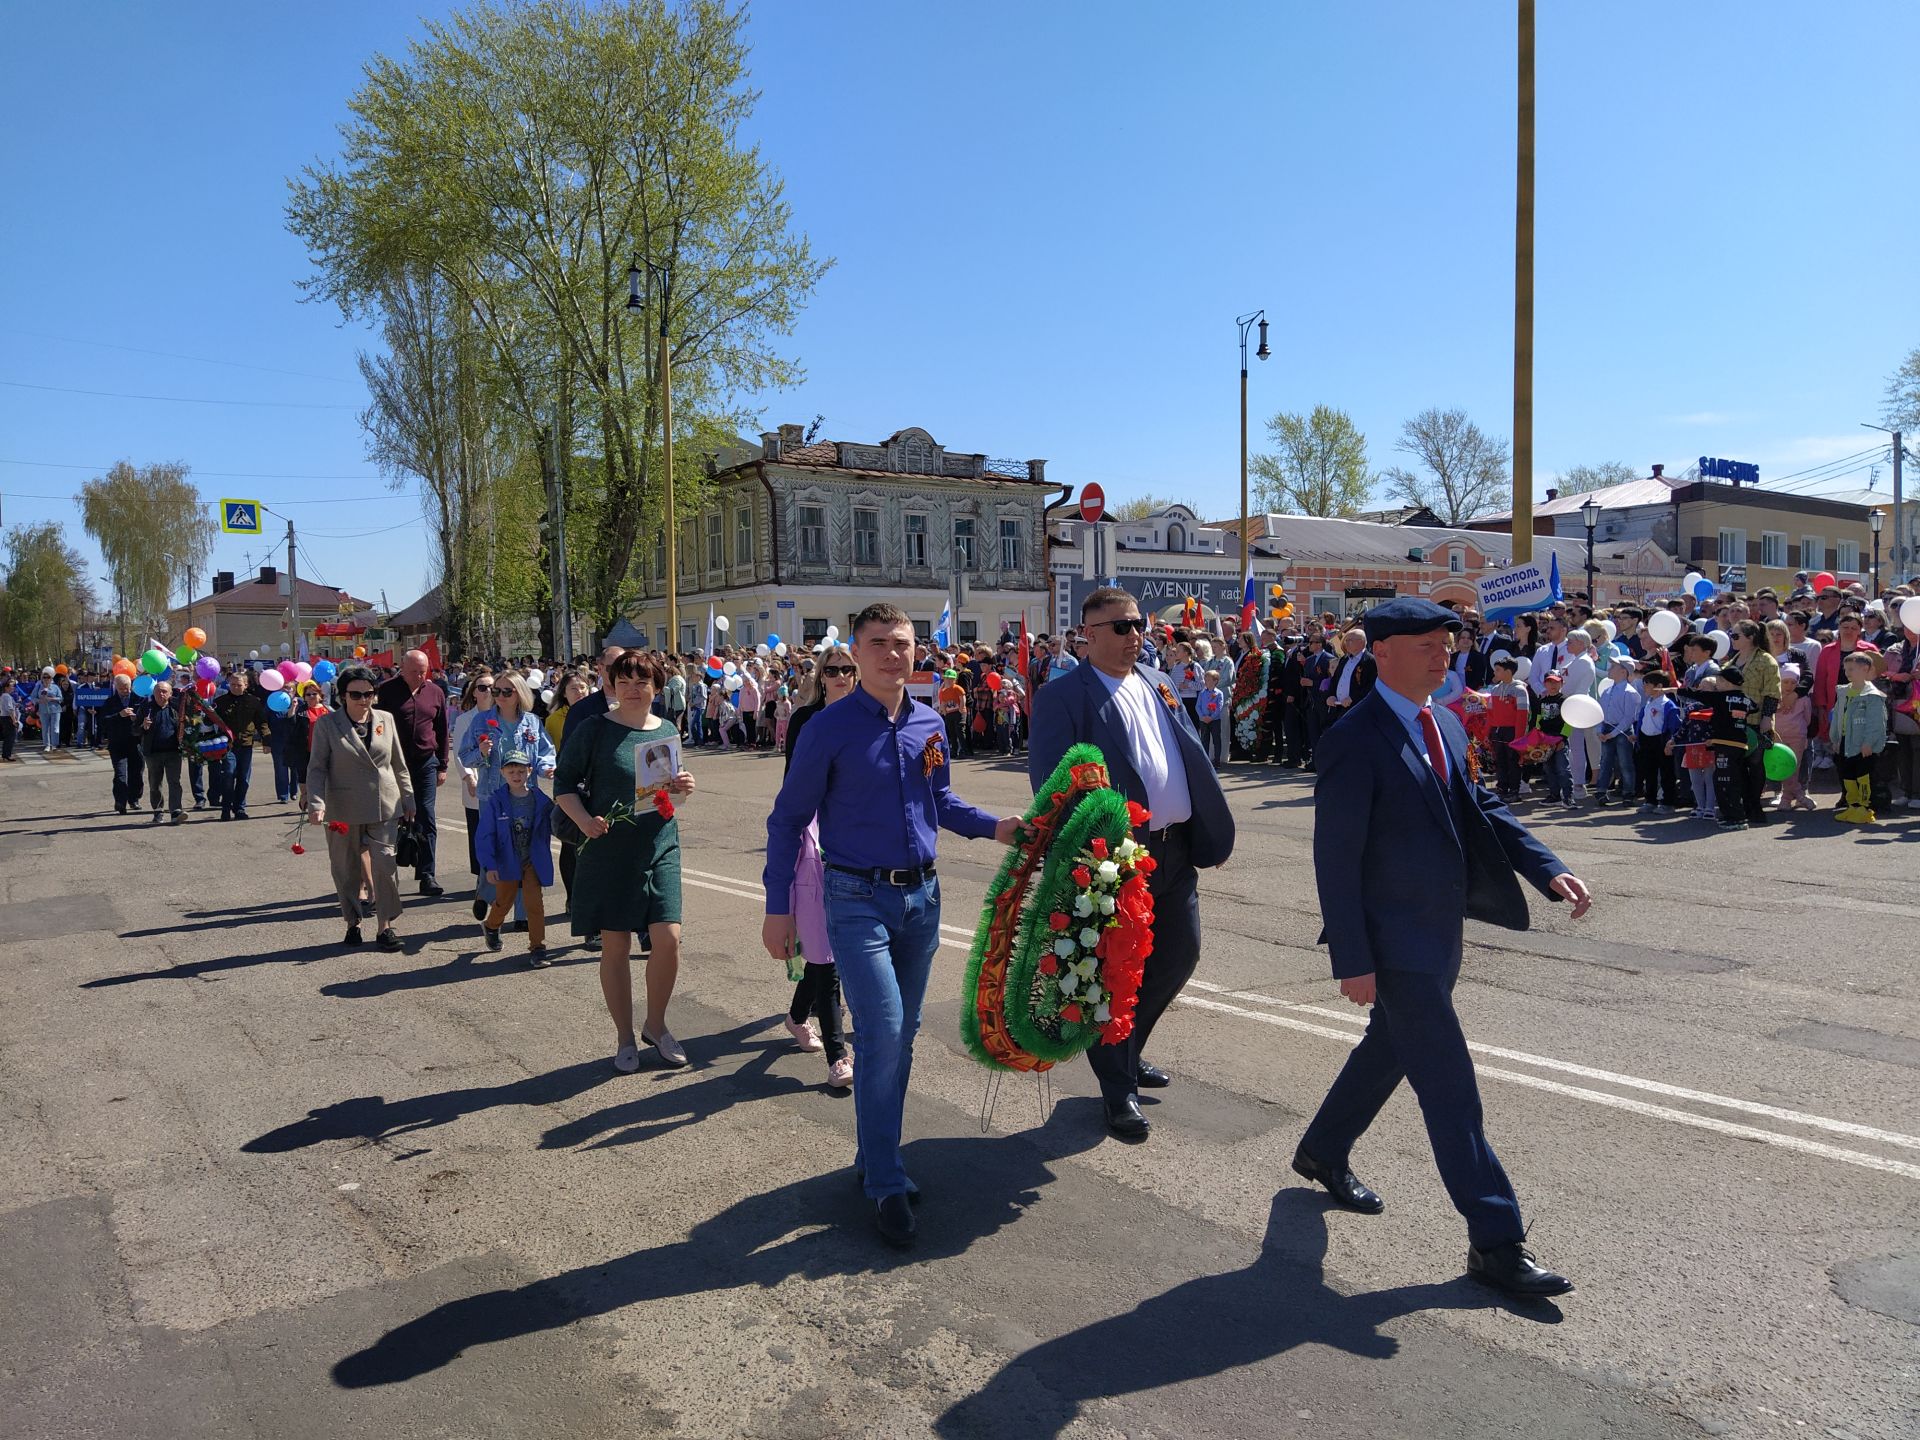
[395,814,422,870]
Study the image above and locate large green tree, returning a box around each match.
[1251,405,1374,516]
[78,460,216,654]
[1382,407,1510,526]
[1554,460,1640,493]
[0,523,94,666]
[288,0,829,635]
[1885,345,1920,434]
[1110,494,1179,522]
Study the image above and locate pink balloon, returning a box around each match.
[292,662,313,685]
[277,660,299,681]
[257,668,285,692]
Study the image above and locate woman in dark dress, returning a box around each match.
[553,650,696,1075]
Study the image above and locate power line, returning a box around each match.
[1,457,392,482]
[0,328,357,385]
[0,379,356,410]
[1760,445,1885,488]
[0,487,413,506]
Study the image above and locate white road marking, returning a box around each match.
[449,839,1920,1181]
[1177,993,1920,1183]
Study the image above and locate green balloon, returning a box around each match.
[175,645,197,665]
[140,649,169,676]
[1762,743,1798,782]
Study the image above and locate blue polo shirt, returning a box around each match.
[763,684,1000,913]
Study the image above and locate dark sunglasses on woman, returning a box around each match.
[821,664,856,677]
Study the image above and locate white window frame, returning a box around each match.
[798,505,827,566]
[735,506,753,566]
[1448,549,1464,574]
[903,512,928,568]
[1310,591,1343,619]
[954,517,977,571]
[1834,539,1860,575]
[705,513,724,572]
[999,517,1022,571]
[852,507,880,566]
[1760,532,1787,569]
[1717,528,1746,567]
[1801,535,1823,572]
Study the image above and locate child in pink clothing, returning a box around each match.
[1774,663,1814,811]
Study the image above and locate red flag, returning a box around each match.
[422,635,443,672]
[1017,617,1030,680]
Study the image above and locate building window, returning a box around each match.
[1801,536,1823,572]
[798,505,827,565]
[999,517,1022,571]
[904,513,928,567]
[683,521,698,574]
[854,507,880,566]
[1760,532,1786,569]
[735,507,753,566]
[1835,539,1860,575]
[705,513,723,572]
[959,619,979,645]
[803,616,828,645]
[1717,528,1746,566]
[679,623,696,652]
[954,517,977,570]
[1448,550,1464,574]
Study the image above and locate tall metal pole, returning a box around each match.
[660,289,677,651]
[547,406,572,659]
[1235,310,1268,595]
[285,519,302,661]
[1895,431,1905,585]
[1510,0,1536,566]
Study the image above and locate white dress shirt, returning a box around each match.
[1095,667,1193,825]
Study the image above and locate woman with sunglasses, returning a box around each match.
[554,649,697,1073]
[306,665,416,951]
[778,644,858,1088]
[450,671,495,915]
[460,672,556,922]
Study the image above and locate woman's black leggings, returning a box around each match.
[788,962,846,1063]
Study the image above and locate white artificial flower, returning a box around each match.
[1053,937,1076,959]
[1075,957,1097,979]
[1094,1002,1111,1023]
[1116,837,1138,860]
[1096,860,1120,883]
[1078,927,1100,948]
[1058,972,1078,995]
[1073,894,1094,917]
[1098,895,1116,915]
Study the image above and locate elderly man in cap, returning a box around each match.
[1291,596,1593,1299]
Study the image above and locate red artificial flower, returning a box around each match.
[1048,912,1070,932]
[1072,865,1093,888]
[1089,837,1109,859]
[1038,953,1059,975]
[1133,854,1157,875]
[653,791,675,819]
[1125,800,1150,827]
[289,843,305,855]
[1060,1002,1083,1024]
[328,821,350,834]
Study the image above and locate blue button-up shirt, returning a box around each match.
[1375,677,1446,775]
[763,685,1000,913]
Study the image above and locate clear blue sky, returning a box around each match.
[3,1,1914,612]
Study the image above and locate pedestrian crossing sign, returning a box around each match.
[221,499,261,534]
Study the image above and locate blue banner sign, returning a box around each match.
[1699,457,1759,484]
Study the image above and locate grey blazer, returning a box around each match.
[307,708,415,826]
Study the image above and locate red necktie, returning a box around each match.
[1418,705,1450,788]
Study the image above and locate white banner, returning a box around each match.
[1476,561,1555,621]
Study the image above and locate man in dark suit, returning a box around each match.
[1029,586,1236,1142]
[1292,598,1592,1299]
[1324,628,1375,723]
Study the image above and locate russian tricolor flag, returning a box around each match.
[1238,573,1259,631]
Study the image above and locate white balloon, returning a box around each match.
[1900,596,1920,634]
[1646,610,1683,647]
[1712,630,1731,660]
[1510,654,1531,683]
[725,674,743,692]
[715,615,731,632]
[825,626,840,642]
[280,643,292,655]
[1600,619,1617,642]
[540,688,554,704]
[1598,677,1614,696]
[248,650,260,660]
[756,643,771,657]
[1561,693,1603,730]
[722,660,737,676]
[1683,572,1704,592]
[775,643,789,657]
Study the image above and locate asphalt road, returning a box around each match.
[1,742,1915,1440]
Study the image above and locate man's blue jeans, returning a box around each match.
[215,747,253,816]
[823,868,941,1200]
[1596,733,1636,801]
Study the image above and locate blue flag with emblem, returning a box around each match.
[934,599,952,648]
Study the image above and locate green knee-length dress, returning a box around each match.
[554,712,683,936]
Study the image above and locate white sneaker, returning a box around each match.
[784,1016,824,1053]
[613,1041,641,1074]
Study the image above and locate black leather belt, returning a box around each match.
[827,862,938,887]
[1143,819,1189,842]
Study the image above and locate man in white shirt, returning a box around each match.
[1561,630,1600,800]
[1029,588,1236,1143]
[1530,617,1570,698]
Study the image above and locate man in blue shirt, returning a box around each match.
[764,601,1019,1249]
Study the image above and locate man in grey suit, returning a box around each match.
[1028,587,1236,1141]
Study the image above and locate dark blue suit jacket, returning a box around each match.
[1313,687,1567,979]
[1028,660,1236,869]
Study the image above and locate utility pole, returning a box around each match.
[950,540,970,648]
[1866,423,1907,583]
[1510,0,1536,566]
[285,518,301,662]
[546,406,573,660]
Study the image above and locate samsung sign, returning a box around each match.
[1700,456,1759,484]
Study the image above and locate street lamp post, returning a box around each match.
[1870,506,1884,595]
[629,259,677,650]
[1235,310,1270,603]
[1580,497,1600,604]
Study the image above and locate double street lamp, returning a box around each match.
[628,259,677,648]
[1236,310,1270,598]
[1579,496,1600,604]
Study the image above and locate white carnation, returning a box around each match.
[1073,894,1094,917]
[1098,896,1116,915]
[1053,937,1076,959]
[1116,837,1138,860]
[1058,972,1078,995]
[1078,927,1101,948]
[1096,860,1120,882]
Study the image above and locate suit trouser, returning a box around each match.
[326,817,402,928]
[1299,961,1525,1250]
[1088,821,1199,1105]
[109,742,144,808]
[405,757,440,883]
[145,751,183,814]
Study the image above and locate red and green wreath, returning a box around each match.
[961,743,1156,1072]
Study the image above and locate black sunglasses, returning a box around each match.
[821,664,856,677]
[344,689,376,699]
[1095,617,1149,636]
[472,683,494,692]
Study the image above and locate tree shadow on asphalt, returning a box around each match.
[933,1188,1560,1439]
[319,946,600,1000]
[330,1126,1105,1390]
[81,921,479,986]
[120,893,454,940]
[241,1057,619,1154]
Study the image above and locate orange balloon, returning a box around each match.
[111,657,136,677]
[353,646,367,658]
[183,626,207,650]
[53,664,69,676]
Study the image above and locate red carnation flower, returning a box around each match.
[1071,865,1092,888]
[1048,912,1070,932]
[653,791,676,819]
[1133,855,1157,875]
[1060,1002,1083,1024]
[1089,837,1109,859]
[1126,800,1150,827]
[289,843,305,855]
[1038,954,1059,975]
[328,821,350,834]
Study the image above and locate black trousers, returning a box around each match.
[788,962,847,1064]
[1283,699,1313,765]
[0,715,13,760]
[109,742,145,809]
[1087,821,1199,1105]
[405,756,440,882]
[1636,734,1679,805]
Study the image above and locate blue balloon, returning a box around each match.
[132,674,156,698]
[267,690,292,713]
[766,633,780,646]
[1691,576,1716,602]
[311,659,337,684]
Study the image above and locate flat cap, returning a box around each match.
[1360,597,1463,645]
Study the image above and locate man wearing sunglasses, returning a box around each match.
[1028,587,1236,1142]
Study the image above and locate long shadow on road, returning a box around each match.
[83,921,478,986]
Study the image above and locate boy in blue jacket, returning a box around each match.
[477,748,555,965]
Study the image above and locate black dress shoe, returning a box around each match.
[1104,1096,1151,1142]
[1291,1148,1385,1213]
[1135,1061,1171,1089]
[375,928,403,953]
[854,1170,921,1203]
[419,880,445,897]
[1467,1242,1572,1298]
[344,925,363,947]
[875,1193,916,1248]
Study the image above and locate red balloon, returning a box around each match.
[1811,571,1837,592]
[196,678,217,699]
[985,672,1004,691]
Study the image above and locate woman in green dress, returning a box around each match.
[553,650,697,1074]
